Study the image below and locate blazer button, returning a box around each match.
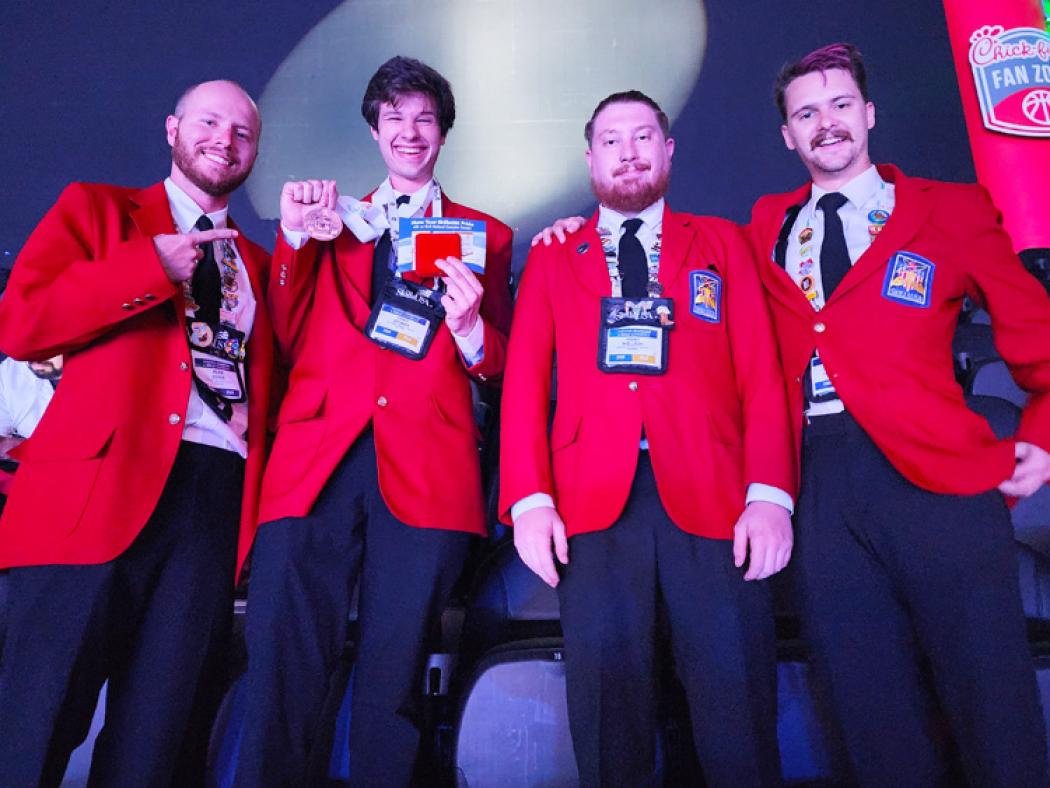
[813,321,826,333]
[180,361,189,371]
[121,302,134,310]
[377,396,388,407]
[628,381,639,392]
[133,297,146,306]
[143,293,156,301]
[168,413,181,425]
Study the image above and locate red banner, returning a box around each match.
[943,0,1050,251]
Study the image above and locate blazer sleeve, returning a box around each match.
[0,183,179,360]
[498,242,556,522]
[719,220,797,496]
[462,220,514,384]
[268,233,325,364]
[961,185,1050,454]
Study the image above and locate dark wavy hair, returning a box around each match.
[361,56,456,136]
[774,43,869,120]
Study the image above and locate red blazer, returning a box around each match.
[747,164,1050,495]
[498,206,794,540]
[259,193,513,535]
[0,182,275,575]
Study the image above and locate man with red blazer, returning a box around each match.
[748,43,1050,785]
[234,57,513,786]
[501,91,795,787]
[0,80,274,786]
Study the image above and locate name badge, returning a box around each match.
[187,321,247,403]
[365,278,446,360]
[597,296,674,375]
[806,353,837,402]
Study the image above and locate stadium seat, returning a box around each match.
[968,359,1026,407]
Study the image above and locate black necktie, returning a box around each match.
[192,215,221,324]
[817,192,850,298]
[371,194,411,304]
[190,215,232,422]
[618,218,647,298]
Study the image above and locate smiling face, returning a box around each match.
[586,100,674,215]
[165,81,260,210]
[370,92,445,193]
[780,68,875,190]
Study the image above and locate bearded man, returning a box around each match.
[0,79,274,787]
[499,90,795,787]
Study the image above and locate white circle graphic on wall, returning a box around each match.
[248,0,706,237]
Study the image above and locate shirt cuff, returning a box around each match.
[745,483,794,515]
[281,224,309,250]
[453,317,485,366]
[511,492,556,523]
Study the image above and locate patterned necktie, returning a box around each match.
[618,218,647,298]
[371,194,412,304]
[817,192,850,298]
[192,215,221,324]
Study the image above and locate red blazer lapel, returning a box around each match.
[564,212,614,298]
[657,206,696,292]
[128,183,177,238]
[826,164,933,304]
[754,184,814,314]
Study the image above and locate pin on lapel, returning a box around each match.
[576,242,589,254]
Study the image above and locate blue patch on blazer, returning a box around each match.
[689,270,722,322]
[882,251,935,309]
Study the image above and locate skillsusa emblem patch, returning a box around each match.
[689,270,722,322]
[969,25,1050,138]
[882,252,935,309]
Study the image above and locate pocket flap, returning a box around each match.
[277,381,328,424]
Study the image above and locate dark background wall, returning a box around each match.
[0,0,970,265]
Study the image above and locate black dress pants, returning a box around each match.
[557,452,783,788]
[0,441,243,788]
[796,411,1047,787]
[234,430,472,788]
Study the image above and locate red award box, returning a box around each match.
[415,232,462,277]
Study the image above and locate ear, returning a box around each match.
[780,124,797,151]
[866,101,876,130]
[665,136,675,159]
[370,125,380,142]
[165,115,179,147]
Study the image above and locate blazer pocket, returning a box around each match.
[15,421,115,462]
[276,381,328,425]
[550,413,582,452]
[430,395,482,441]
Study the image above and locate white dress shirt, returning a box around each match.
[785,165,896,416]
[164,178,255,458]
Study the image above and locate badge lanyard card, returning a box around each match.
[185,239,247,408]
[597,297,675,374]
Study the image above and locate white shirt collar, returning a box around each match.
[372,177,435,215]
[599,197,665,233]
[163,178,229,233]
[809,165,883,211]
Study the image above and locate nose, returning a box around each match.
[816,109,835,129]
[620,138,638,162]
[214,123,234,147]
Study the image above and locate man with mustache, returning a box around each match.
[0,79,274,786]
[0,355,61,444]
[233,57,513,786]
[745,43,1050,785]
[501,90,794,786]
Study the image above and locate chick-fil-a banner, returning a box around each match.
[943,0,1050,252]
